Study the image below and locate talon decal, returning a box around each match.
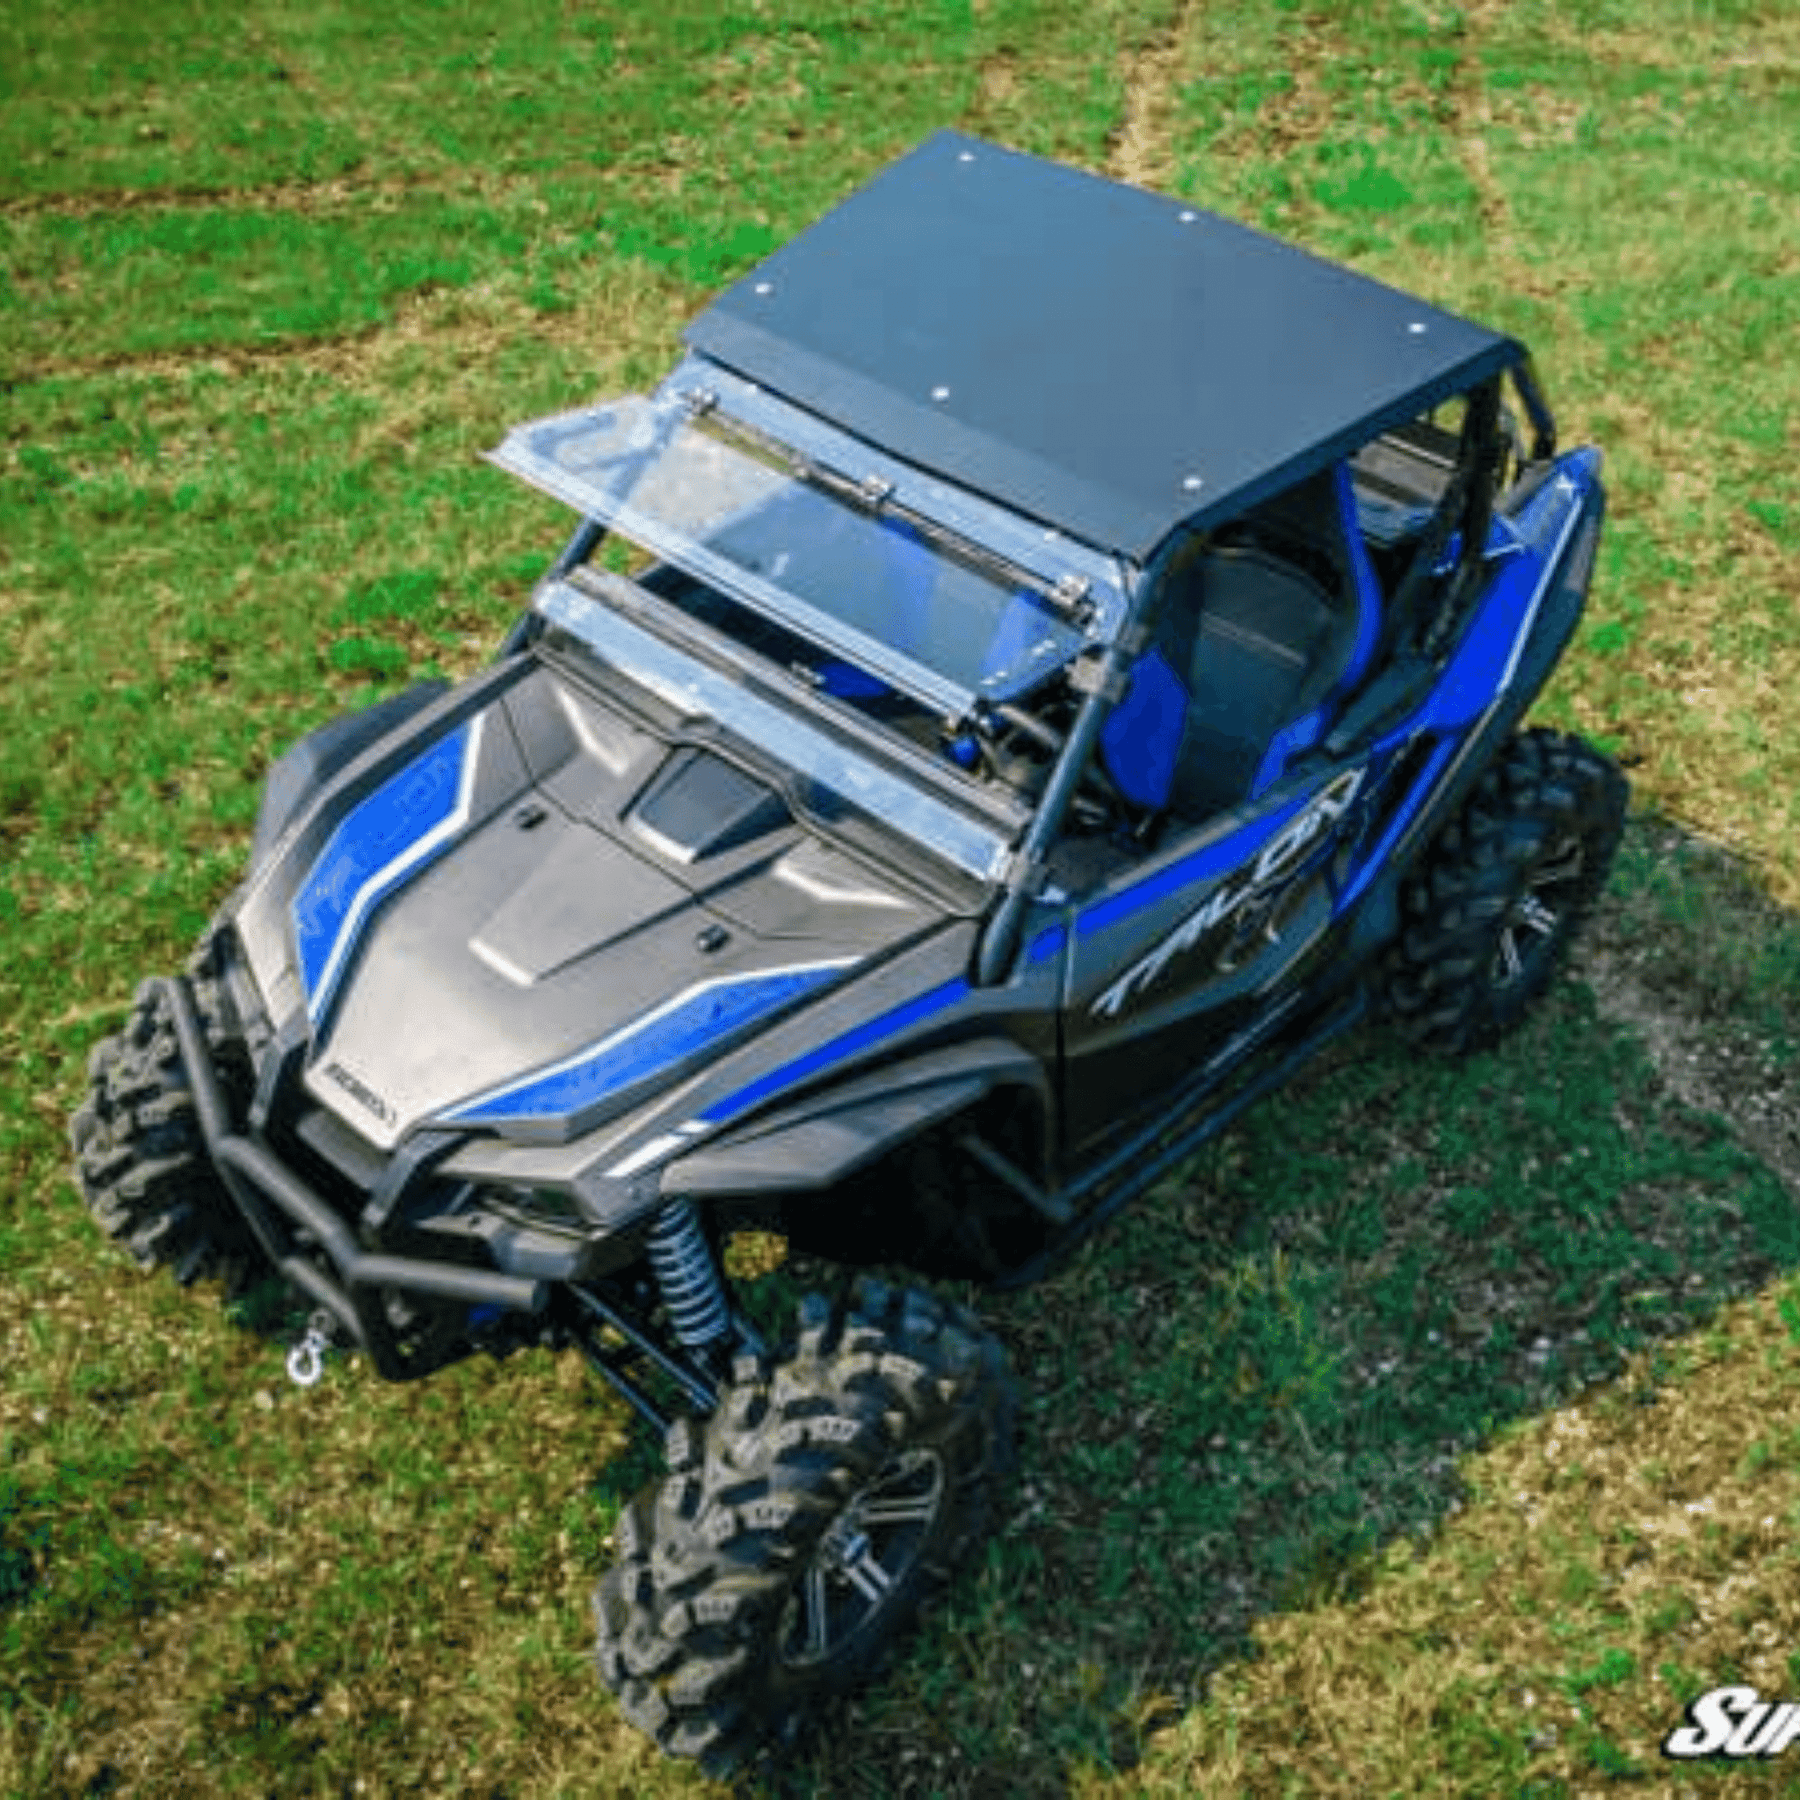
[1092,769,1364,1018]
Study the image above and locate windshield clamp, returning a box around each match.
[1067,646,1131,702]
[994,847,1050,895]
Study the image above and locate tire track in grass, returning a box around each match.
[3,258,689,393]
[0,170,450,222]
[1109,0,1197,190]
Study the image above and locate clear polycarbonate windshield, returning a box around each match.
[490,382,1125,714]
[535,577,1014,885]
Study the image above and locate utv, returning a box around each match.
[72,132,1625,1770]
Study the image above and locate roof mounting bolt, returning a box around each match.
[931,385,951,402]
[695,924,730,954]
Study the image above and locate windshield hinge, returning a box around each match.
[858,474,895,510]
[680,386,719,418]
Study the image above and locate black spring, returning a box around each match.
[646,1200,731,1350]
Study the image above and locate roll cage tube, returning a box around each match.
[1510,361,1557,464]
[974,552,1169,987]
[1456,379,1504,595]
[501,514,609,658]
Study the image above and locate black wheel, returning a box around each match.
[1382,728,1626,1056]
[69,950,265,1292]
[593,1277,1015,1773]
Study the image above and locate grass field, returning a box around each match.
[4,0,1799,1792]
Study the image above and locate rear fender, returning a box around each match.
[658,1037,1048,1199]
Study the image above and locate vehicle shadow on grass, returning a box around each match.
[757,815,1800,1798]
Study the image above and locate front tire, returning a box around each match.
[1382,728,1626,1056]
[593,1278,1014,1773]
[69,955,265,1291]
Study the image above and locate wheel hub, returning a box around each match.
[1492,833,1584,988]
[781,1446,945,1668]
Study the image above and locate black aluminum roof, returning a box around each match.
[685,131,1524,564]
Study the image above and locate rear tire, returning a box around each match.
[593,1278,1014,1773]
[70,954,265,1291]
[1382,728,1626,1056]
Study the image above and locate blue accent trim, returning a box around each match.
[1026,923,1066,965]
[1250,462,1383,799]
[446,964,851,1128]
[1250,707,1325,799]
[698,977,968,1127]
[817,660,892,701]
[293,721,475,1028]
[1337,737,1458,911]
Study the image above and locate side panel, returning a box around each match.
[1056,760,1372,1153]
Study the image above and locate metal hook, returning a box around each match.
[285,1313,334,1389]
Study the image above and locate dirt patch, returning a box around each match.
[1579,937,1800,1198]
[1574,821,1800,1200]
[0,171,442,224]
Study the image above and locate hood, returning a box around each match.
[238,664,946,1150]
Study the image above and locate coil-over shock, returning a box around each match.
[646,1199,732,1356]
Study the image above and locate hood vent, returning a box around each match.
[627,748,791,865]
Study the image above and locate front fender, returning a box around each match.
[659,1037,1048,1199]
[251,680,450,868]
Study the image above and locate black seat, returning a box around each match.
[1160,542,1363,819]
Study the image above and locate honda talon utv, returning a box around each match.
[72,132,1626,1771]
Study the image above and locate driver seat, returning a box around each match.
[1102,463,1381,819]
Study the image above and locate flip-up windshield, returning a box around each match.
[490,370,1129,717]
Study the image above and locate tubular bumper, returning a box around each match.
[162,975,547,1380]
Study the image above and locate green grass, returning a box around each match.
[5,0,1800,1792]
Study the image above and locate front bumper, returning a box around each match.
[163,974,550,1380]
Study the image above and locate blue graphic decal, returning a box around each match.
[294,721,478,1028]
[698,977,968,1128]
[445,963,854,1128]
